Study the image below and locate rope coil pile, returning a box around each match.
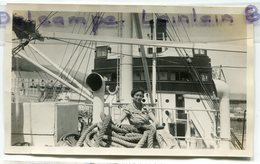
[58,113,172,148]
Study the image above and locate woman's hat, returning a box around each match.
[131,88,145,97]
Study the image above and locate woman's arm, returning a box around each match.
[115,110,128,127]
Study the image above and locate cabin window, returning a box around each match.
[192,48,207,55]
[176,94,187,119]
[180,72,190,81]
[193,49,200,54]
[95,46,111,58]
[156,33,165,40]
[170,72,176,81]
[103,76,108,82]
[140,72,145,80]
[200,73,209,82]
[149,18,167,41]
[111,73,117,82]
[103,73,112,82]
[159,71,168,80]
[156,19,167,40]
[133,72,145,81]
[149,71,158,80]
[133,72,140,81]
[176,94,184,107]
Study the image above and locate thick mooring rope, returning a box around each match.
[76,123,98,147]
[95,113,111,147]
[58,113,170,148]
[135,130,149,148]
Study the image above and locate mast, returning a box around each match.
[152,13,157,103]
[119,13,133,103]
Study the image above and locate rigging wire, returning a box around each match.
[61,27,93,83]
[36,11,58,30]
[26,46,46,80]
[177,41,217,110]
[60,12,105,84]
[71,41,94,83]
[59,12,91,68]
[25,48,56,102]
[164,14,181,42]
[165,12,230,109]
[28,11,244,106]
[12,11,62,101]
[50,12,104,88]
[49,12,105,101]
[160,13,218,110]
[18,50,41,96]
[180,21,191,42]
[48,37,246,71]
[77,40,95,103]
[12,11,58,57]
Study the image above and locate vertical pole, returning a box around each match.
[241,110,246,149]
[214,80,230,149]
[15,57,20,132]
[117,13,123,102]
[133,13,154,104]
[219,94,230,149]
[152,13,157,103]
[120,13,133,103]
[186,110,191,149]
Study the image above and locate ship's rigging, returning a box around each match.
[11,10,243,116]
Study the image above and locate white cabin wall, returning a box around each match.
[158,93,176,128]
[184,95,217,147]
[141,92,176,125]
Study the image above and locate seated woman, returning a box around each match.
[115,88,159,131]
[116,89,178,148]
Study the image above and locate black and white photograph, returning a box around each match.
[4,4,254,157]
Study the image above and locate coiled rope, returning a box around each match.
[58,113,172,148]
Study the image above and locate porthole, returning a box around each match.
[142,99,146,102]
[196,99,200,103]
[165,110,170,116]
[165,99,169,103]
